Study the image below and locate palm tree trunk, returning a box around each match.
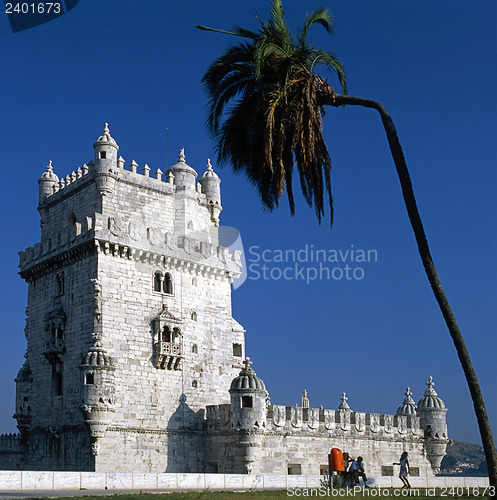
[324,93,497,488]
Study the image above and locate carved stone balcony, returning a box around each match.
[43,338,65,364]
[153,341,183,370]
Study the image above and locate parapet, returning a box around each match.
[266,405,422,438]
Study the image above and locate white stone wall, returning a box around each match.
[0,470,489,492]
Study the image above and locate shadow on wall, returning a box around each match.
[166,394,205,473]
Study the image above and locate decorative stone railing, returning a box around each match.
[153,341,183,370]
[263,405,422,437]
[42,338,65,363]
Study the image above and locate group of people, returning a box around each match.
[341,453,368,487]
[339,451,411,489]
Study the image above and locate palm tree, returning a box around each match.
[196,0,497,486]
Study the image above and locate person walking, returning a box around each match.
[394,451,411,488]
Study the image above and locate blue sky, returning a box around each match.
[0,0,495,447]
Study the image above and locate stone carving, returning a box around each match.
[165,232,176,250]
[200,241,212,258]
[272,405,286,427]
[91,279,102,323]
[291,406,302,428]
[339,409,350,431]
[147,227,161,246]
[324,409,335,430]
[128,221,140,241]
[181,236,193,255]
[397,415,407,434]
[385,414,394,433]
[355,412,365,432]
[370,413,380,433]
[232,249,242,267]
[218,246,228,263]
[91,442,100,456]
[411,416,420,435]
[108,217,124,237]
[308,408,319,429]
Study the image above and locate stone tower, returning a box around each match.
[15,124,245,472]
[229,358,268,473]
[416,376,449,472]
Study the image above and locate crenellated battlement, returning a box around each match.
[205,403,422,439]
[0,434,22,452]
[265,406,422,438]
[18,209,242,280]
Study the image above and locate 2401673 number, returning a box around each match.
[440,486,495,497]
[5,3,61,14]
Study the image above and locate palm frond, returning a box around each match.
[301,7,335,39]
[199,0,345,226]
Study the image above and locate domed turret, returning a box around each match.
[417,376,449,472]
[229,358,268,474]
[199,159,222,225]
[397,387,417,416]
[81,342,114,368]
[166,149,197,190]
[38,161,59,204]
[93,123,119,196]
[14,360,33,440]
[79,341,115,439]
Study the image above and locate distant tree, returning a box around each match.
[196,0,497,487]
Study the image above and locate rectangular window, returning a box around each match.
[381,466,394,476]
[85,373,94,385]
[288,464,302,475]
[233,343,242,357]
[99,151,107,159]
[241,395,253,408]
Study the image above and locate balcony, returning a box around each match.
[43,338,65,363]
[153,341,183,370]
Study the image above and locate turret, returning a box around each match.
[13,360,33,441]
[79,338,115,454]
[199,159,222,226]
[38,161,59,204]
[396,387,417,416]
[417,376,449,472]
[229,358,268,473]
[93,123,119,196]
[166,149,197,190]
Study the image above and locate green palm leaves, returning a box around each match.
[197,0,346,225]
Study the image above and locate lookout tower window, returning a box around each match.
[85,373,94,385]
[162,326,171,343]
[241,396,253,408]
[99,151,107,159]
[56,272,65,296]
[163,273,173,295]
[153,272,162,292]
[52,363,63,397]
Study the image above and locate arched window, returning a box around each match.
[153,272,162,292]
[192,380,198,388]
[191,311,197,322]
[172,327,181,343]
[56,271,65,295]
[52,363,63,397]
[162,326,171,343]
[192,344,198,354]
[163,273,173,294]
